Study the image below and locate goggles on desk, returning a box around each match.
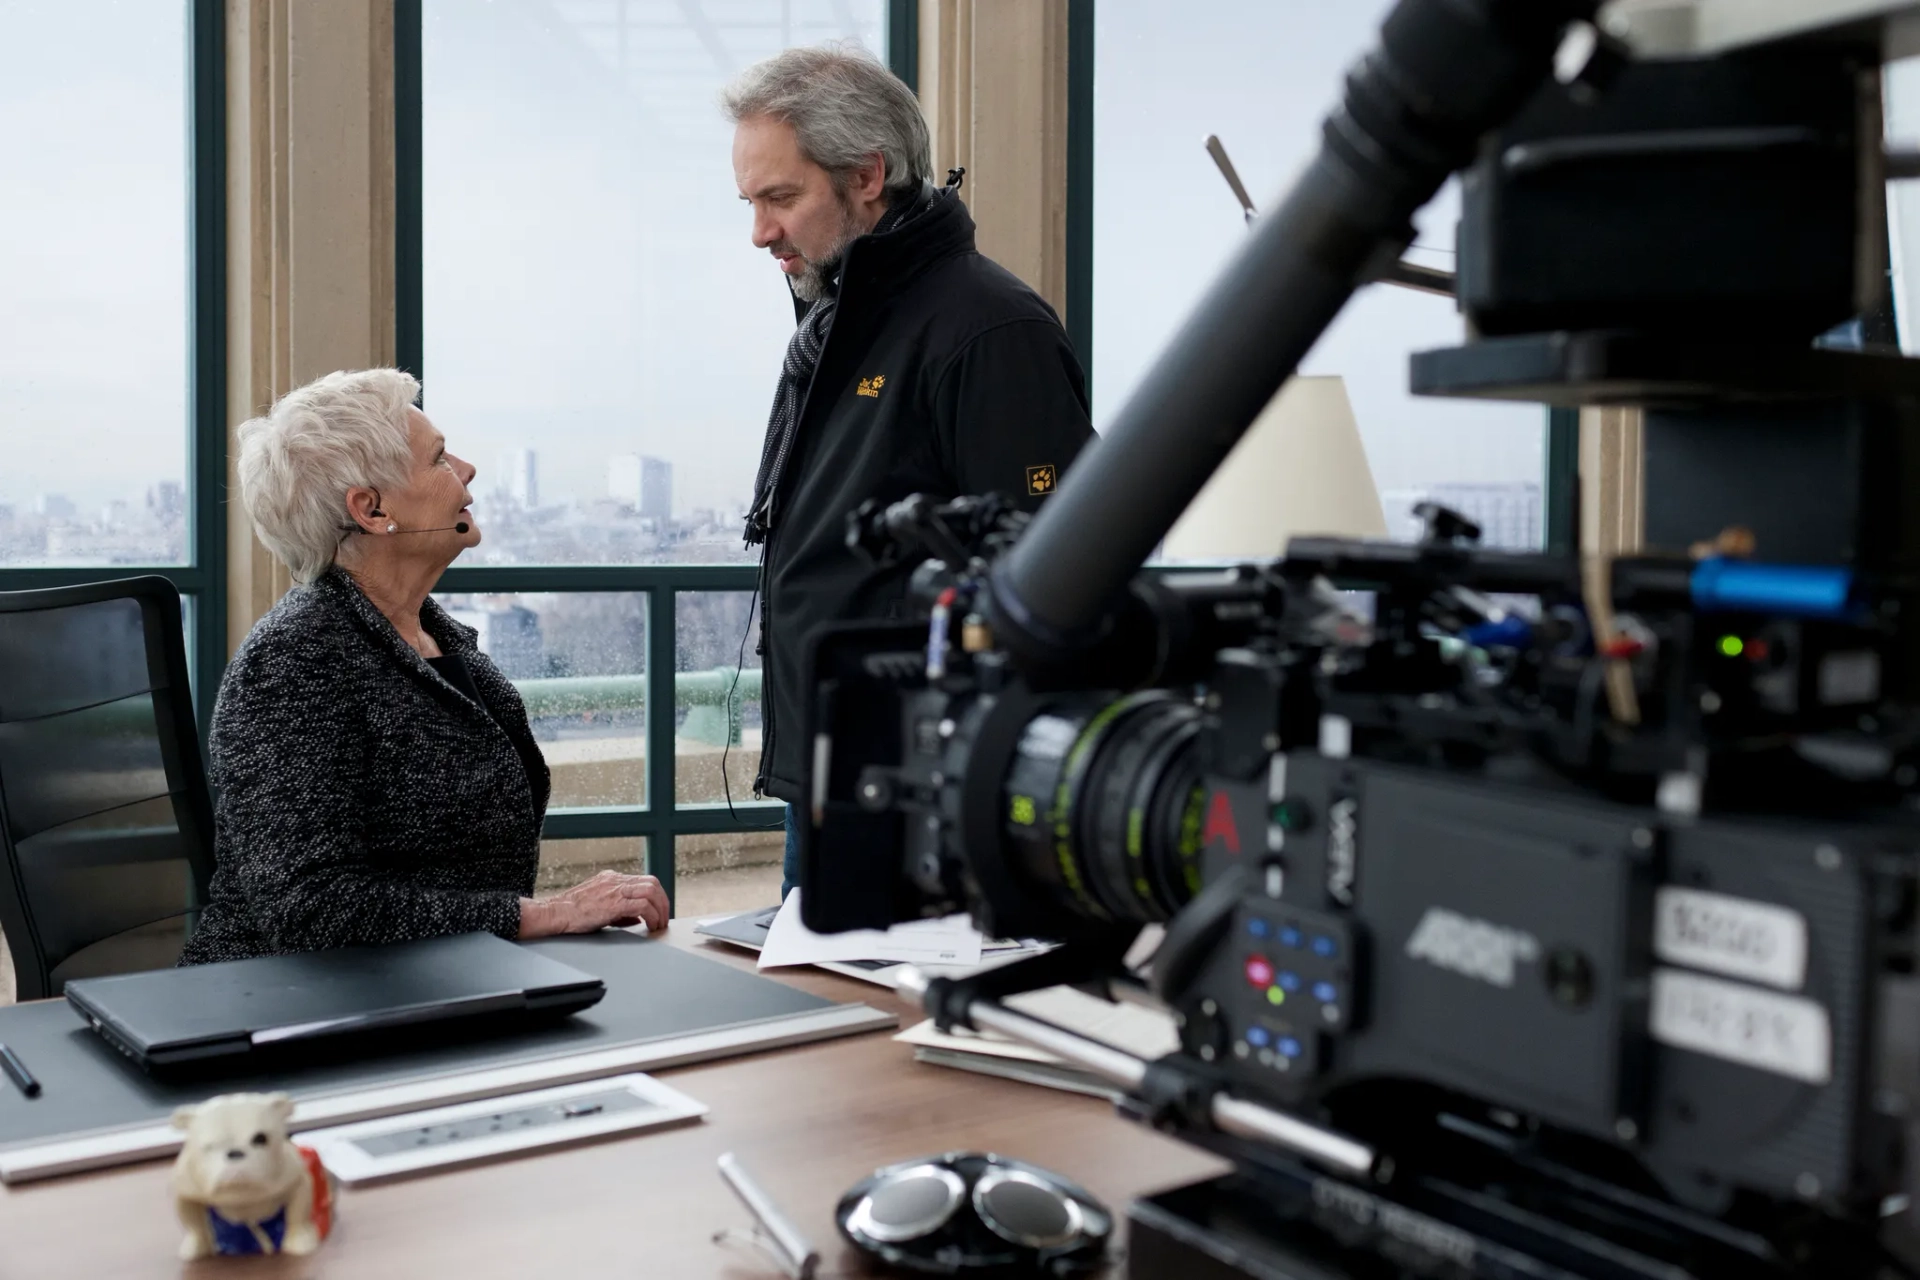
[837,1151,1112,1274]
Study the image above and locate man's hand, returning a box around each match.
[519,870,670,939]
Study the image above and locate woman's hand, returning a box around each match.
[519,870,670,939]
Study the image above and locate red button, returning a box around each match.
[1245,955,1274,988]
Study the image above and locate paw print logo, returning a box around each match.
[1026,464,1056,495]
[856,374,887,398]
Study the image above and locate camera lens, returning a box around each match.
[999,690,1206,926]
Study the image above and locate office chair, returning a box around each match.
[0,577,215,1000]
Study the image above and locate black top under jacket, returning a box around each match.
[179,568,551,964]
[753,192,1096,802]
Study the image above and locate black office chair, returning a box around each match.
[0,577,215,999]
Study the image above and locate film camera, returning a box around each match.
[795,1,1920,1275]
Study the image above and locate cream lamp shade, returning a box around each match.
[1160,374,1387,563]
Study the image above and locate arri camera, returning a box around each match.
[795,1,1920,1276]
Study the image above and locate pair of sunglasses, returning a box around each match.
[837,1151,1112,1274]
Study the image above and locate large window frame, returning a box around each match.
[395,1,918,906]
[1062,0,1572,554]
[0,0,228,741]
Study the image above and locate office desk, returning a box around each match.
[0,930,1228,1278]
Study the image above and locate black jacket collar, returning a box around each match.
[788,188,977,323]
[314,566,484,713]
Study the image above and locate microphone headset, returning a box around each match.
[339,497,470,537]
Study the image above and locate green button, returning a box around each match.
[1271,800,1311,832]
[1266,986,1285,1006]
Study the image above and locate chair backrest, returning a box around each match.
[0,577,215,1000]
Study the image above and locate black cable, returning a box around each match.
[721,584,785,830]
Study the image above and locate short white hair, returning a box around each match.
[235,369,420,584]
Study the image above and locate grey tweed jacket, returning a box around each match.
[179,567,551,964]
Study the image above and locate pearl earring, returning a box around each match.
[386,523,397,533]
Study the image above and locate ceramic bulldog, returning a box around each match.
[170,1092,336,1259]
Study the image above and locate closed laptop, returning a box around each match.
[64,932,606,1073]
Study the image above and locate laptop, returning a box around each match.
[64,933,606,1073]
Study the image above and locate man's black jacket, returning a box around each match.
[754,191,1094,801]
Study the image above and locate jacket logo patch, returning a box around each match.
[856,374,887,398]
[1026,464,1056,495]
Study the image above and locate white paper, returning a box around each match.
[756,889,984,970]
[894,986,1180,1066]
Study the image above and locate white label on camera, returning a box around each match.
[1653,888,1807,990]
[1650,969,1830,1084]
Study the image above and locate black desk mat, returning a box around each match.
[0,933,846,1149]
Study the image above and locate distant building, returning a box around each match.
[99,499,130,529]
[497,449,538,509]
[36,493,75,520]
[146,480,185,523]
[640,457,671,524]
[442,602,544,678]
[1379,482,1543,550]
[608,453,671,523]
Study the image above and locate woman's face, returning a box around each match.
[380,407,481,549]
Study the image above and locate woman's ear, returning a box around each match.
[343,485,385,532]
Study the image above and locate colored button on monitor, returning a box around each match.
[1244,956,1274,988]
[1312,981,1338,1003]
[1277,971,1302,993]
[1278,1037,1303,1059]
[1278,926,1303,949]
[1246,1026,1271,1049]
[1247,918,1270,940]
[1311,936,1338,959]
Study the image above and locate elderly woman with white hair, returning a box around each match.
[179,369,667,965]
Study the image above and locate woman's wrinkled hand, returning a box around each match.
[519,870,669,939]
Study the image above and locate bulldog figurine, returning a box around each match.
[170,1092,336,1259]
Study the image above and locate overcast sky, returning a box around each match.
[0,0,188,518]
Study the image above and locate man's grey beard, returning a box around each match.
[788,198,867,302]
[789,250,843,303]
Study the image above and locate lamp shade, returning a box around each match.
[1161,374,1386,563]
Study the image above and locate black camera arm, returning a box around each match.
[986,0,1598,667]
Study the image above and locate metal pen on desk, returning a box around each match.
[716,1151,818,1280]
[0,1043,41,1098]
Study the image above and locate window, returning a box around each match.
[412,1,907,911]
[420,0,890,566]
[0,0,224,733]
[1090,0,1548,553]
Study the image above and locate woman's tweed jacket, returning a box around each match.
[178,567,551,964]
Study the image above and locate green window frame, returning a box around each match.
[0,0,229,743]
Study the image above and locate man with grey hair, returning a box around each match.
[724,44,1094,899]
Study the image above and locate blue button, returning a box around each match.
[1277,971,1302,993]
[1278,926,1303,948]
[1278,1036,1303,1059]
[1311,935,1338,959]
[1246,1026,1271,1048]
[1312,981,1338,1003]
[1247,918,1270,939]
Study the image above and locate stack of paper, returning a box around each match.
[758,889,986,970]
[895,986,1180,1099]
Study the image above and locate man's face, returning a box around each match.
[733,115,866,302]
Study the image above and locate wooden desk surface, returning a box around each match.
[0,928,1227,1279]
